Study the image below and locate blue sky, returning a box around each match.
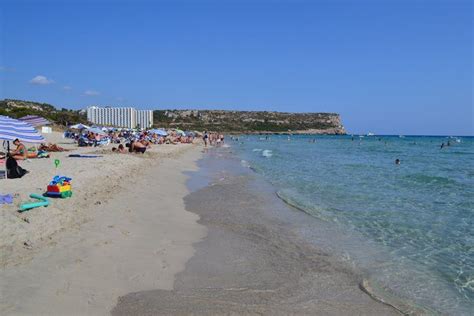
[0,0,472,135]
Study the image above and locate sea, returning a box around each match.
[229,134,473,315]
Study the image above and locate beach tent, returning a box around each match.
[87,127,107,135]
[69,123,90,130]
[19,115,51,127]
[0,115,44,179]
[148,129,168,136]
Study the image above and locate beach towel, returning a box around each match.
[68,154,102,158]
[0,194,13,204]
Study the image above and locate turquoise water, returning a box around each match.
[232,135,474,314]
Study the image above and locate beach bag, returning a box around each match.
[6,156,28,179]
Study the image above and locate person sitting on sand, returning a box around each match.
[129,140,147,153]
[117,144,126,153]
[139,138,151,148]
[10,139,27,160]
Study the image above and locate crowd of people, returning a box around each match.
[3,128,224,164]
[63,128,199,154]
[202,132,225,147]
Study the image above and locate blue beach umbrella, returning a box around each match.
[148,129,168,136]
[0,115,45,143]
[87,127,107,135]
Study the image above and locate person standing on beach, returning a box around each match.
[203,131,209,147]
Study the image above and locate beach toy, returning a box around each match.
[19,194,49,212]
[46,175,73,198]
[54,159,60,168]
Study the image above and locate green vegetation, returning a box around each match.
[0,99,345,134]
[153,110,345,134]
[0,99,87,126]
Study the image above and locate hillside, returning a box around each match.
[0,99,87,126]
[154,110,346,134]
[0,99,346,134]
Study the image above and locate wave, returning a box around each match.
[252,148,263,152]
[404,174,460,187]
[275,190,335,223]
[450,151,474,156]
[262,149,273,158]
[359,279,434,315]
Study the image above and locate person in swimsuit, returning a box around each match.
[10,139,27,160]
[117,144,127,153]
[130,140,147,153]
[203,131,209,147]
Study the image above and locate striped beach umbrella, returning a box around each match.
[19,115,51,127]
[0,115,45,143]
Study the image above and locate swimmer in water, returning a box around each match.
[395,159,401,165]
[440,142,445,149]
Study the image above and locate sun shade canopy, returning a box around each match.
[0,115,45,143]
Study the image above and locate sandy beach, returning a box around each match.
[0,132,206,314]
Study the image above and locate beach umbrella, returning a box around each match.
[0,115,45,144]
[148,129,168,136]
[19,115,51,127]
[87,127,107,135]
[0,116,45,178]
[69,123,90,130]
[174,129,185,136]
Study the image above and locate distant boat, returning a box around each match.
[367,132,375,136]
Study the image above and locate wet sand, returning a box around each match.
[112,152,402,315]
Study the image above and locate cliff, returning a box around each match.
[154,110,346,134]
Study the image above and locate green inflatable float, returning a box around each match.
[19,194,50,212]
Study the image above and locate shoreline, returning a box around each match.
[0,138,206,315]
[112,147,405,315]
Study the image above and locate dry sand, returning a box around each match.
[0,132,206,315]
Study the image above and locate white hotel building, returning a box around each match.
[86,106,153,129]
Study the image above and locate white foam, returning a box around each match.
[240,160,251,168]
[262,150,273,158]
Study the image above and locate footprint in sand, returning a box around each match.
[120,229,130,236]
